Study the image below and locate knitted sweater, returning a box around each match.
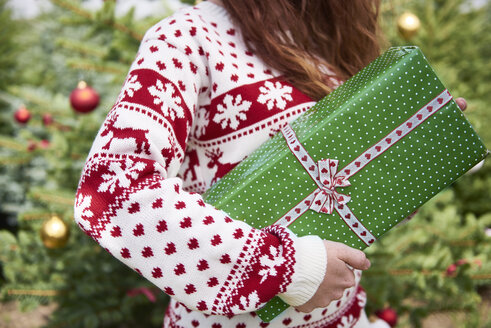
[74,2,368,327]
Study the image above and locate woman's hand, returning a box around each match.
[456,97,467,111]
[295,97,465,314]
[294,240,370,313]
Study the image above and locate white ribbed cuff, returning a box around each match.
[278,234,327,307]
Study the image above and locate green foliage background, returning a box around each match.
[0,0,489,327]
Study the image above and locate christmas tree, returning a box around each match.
[0,1,176,327]
[0,0,490,327]
[366,1,491,326]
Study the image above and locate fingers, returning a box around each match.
[455,97,467,111]
[296,263,355,313]
[340,264,356,289]
[336,243,370,270]
[295,303,314,313]
[295,242,363,313]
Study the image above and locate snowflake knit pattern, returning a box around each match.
[74,2,367,327]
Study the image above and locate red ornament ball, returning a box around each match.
[14,105,31,124]
[39,139,50,149]
[27,140,37,152]
[43,113,54,126]
[70,81,100,113]
[375,307,398,327]
[446,263,458,276]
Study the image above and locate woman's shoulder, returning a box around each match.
[142,2,233,46]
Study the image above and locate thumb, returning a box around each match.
[337,244,370,270]
[455,97,467,111]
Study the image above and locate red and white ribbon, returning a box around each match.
[310,159,351,215]
[274,89,453,246]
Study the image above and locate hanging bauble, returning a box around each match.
[14,105,31,124]
[445,259,469,276]
[40,215,70,249]
[42,113,54,126]
[39,139,50,149]
[446,263,458,276]
[27,140,37,152]
[70,81,100,113]
[397,12,421,41]
[375,307,398,327]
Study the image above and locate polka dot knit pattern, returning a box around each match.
[74,2,369,328]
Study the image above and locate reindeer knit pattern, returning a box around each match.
[74,2,370,328]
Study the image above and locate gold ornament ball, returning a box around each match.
[40,216,70,249]
[397,12,421,41]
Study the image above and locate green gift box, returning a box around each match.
[203,46,488,322]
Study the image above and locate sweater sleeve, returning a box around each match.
[73,22,326,315]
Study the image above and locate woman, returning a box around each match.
[74,1,467,327]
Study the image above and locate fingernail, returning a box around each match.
[456,98,467,111]
[365,259,371,269]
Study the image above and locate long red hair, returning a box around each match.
[221,0,383,100]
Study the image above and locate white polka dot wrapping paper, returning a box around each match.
[203,46,489,322]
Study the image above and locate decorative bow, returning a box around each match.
[309,159,351,214]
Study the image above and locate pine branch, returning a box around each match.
[19,211,53,221]
[29,190,74,207]
[0,156,31,165]
[471,274,491,280]
[50,0,144,41]
[392,222,486,254]
[7,289,60,297]
[0,137,27,152]
[6,86,66,113]
[49,0,92,19]
[65,59,126,75]
[107,20,144,42]
[0,90,22,105]
[56,38,106,59]
[364,269,491,280]
[55,38,135,66]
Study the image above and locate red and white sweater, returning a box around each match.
[74,2,372,327]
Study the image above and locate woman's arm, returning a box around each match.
[74,21,329,315]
